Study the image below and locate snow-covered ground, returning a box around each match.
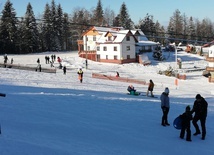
[0,50,213,155]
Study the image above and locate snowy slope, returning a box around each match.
[0,51,213,155]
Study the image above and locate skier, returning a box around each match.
[77,68,83,83]
[160,87,170,126]
[179,105,193,142]
[191,94,208,140]
[146,79,154,97]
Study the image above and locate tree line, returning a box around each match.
[0,0,214,54]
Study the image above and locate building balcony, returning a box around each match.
[206,66,214,72]
[77,40,83,45]
[206,57,214,62]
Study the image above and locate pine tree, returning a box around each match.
[21,2,39,53]
[167,9,183,43]
[42,3,52,51]
[139,14,155,37]
[182,13,188,43]
[154,21,165,44]
[187,16,196,41]
[0,0,18,54]
[92,0,104,26]
[117,2,133,29]
[50,0,58,51]
[16,17,25,53]
[62,13,71,50]
[56,4,64,50]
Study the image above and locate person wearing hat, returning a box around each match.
[179,105,193,141]
[191,94,208,140]
[160,87,170,126]
[77,68,83,83]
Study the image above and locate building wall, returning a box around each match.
[121,36,136,59]
[83,35,100,51]
[97,43,121,60]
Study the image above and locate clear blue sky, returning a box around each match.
[1,0,214,26]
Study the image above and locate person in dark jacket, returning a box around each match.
[63,66,66,75]
[180,105,193,141]
[160,87,170,126]
[146,79,154,97]
[127,85,136,93]
[116,71,120,77]
[191,94,208,140]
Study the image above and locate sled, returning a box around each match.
[0,93,6,97]
[127,91,141,96]
[173,116,182,130]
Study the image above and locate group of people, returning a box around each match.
[127,80,208,142]
[3,54,13,67]
[127,79,155,97]
[160,87,208,142]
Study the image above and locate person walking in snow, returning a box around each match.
[63,66,66,75]
[4,54,8,64]
[116,71,120,77]
[160,87,170,126]
[179,105,193,142]
[191,94,208,140]
[146,79,154,97]
[85,59,88,69]
[77,68,83,83]
[37,58,40,64]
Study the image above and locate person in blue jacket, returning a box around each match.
[160,87,170,126]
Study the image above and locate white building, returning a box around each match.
[77,26,155,64]
[207,45,214,82]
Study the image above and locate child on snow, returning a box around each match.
[179,105,193,141]
[127,85,139,95]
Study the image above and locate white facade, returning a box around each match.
[83,27,137,61]
[208,45,214,67]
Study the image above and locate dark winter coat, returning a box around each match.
[180,111,192,128]
[191,97,208,117]
[77,70,83,79]
[127,85,135,92]
[148,81,154,91]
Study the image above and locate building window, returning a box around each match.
[126,36,130,41]
[87,46,90,50]
[126,46,130,51]
[97,46,100,51]
[114,46,117,51]
[106,55,108,59]
[127,55,130,59]
[93,35,96,41]
[108,36,112,41]
[114,55,117,60]
[103,46,107,51]
[86,37,88,41]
